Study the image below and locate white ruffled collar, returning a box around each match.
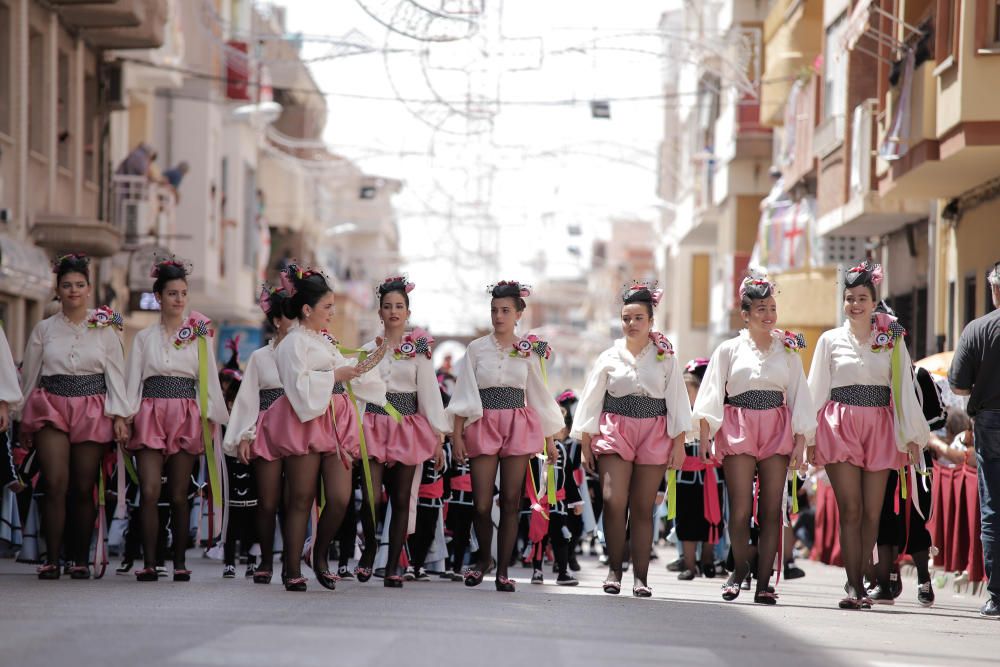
[740,328,779,360]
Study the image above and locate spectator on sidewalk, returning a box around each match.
[949,260,1000,619]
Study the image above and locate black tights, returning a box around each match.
[136,450,196,569]
[281,454,320,579]
[826,462,889,597]
[471,454,529,580]
[35,428,105,565]
[354,461,416,577]
[313,456,366,575]
[253,458,282,573]
[598,454,667,587]
[722,453,788,593]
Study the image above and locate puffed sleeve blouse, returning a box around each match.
[276,327,386,422]
[807,323,929,449]
[0,325,22,405]
[693,330,816,440]
[447,334,564,438]
[19,312,129,417]
[222,342,282,454]
[571,336,693,440]
[124,321,229,425]
[361,335,451,434]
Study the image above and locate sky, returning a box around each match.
[274,0,678,332]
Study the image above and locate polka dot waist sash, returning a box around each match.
[830,384,890,407]
[479,386,526,410]
[39,374,107,397]
[366,391,418,416]
[602,393,668,419]
[141,376,196,399]
[724,390,785,410]
[258,388,285,411]
[332,381,346,395]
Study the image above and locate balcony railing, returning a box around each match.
[111,174,177,247]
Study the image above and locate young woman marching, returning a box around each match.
[347,276,449,588]
[18,253,128,579]
[255,265,386,592]
[807,261,929,609]
[222,285,294,585]
[693,272,815,604]
[448,281,564,592]
[571,282,691,597]
[123,257,229,582]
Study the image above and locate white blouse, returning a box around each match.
[19,312,129,418]
[361,336,451,434]
[276,326,386,423]
[571,337,693,440]
[693,330,816,439]
[123,321,229,425]
[807,323,930,448]
[0,325,22,405]
[222,342,282,454]
[447,334,564,438]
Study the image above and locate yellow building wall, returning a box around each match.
[953,200,1000,323]
[773,266,840,369]
[761,0,823,127]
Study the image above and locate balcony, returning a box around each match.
[31,214,123,258]
[875,6,1000,200]
[58,0,168,50]
[111,174,177,248]
[818,100,927,237]
[760,0,824,127]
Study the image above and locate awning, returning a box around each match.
[843,0,924,64]
[0,234,53,300]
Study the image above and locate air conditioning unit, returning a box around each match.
[102,60,126,111]
[120,199,151,246]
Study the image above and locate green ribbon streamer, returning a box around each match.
[538,357,557,505]
[346,380,377,524]
[667,470,677,520]
[791,475,799,514]
[197,337,222,510]
[122,451,139,485]
[890,341,907,500]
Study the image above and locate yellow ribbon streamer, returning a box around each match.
[791,474,799,514]
[197,337,222,510]
[538,357,557,505]
[667,470,677,520]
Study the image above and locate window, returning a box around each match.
[934,0,960,63]
[994,0,1000,44]
[690,253,710,329]
[58,51,70,169]
[0,3,11,136]
[823,14,847,119]
[83,73,97,182]
[28,28,44,154]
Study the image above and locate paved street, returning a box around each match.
[1,550,994,667]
